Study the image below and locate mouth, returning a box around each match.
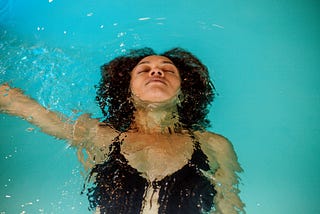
[146,78,167,85]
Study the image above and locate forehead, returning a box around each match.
[137,55,174,65]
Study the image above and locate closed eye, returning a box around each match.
[136,66,150,74]
[163,70,174,73]
[137,69,149,74]
[161,65,177,73]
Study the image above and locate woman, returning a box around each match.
[0,47,245,214]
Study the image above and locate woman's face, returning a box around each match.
[130,55,181,103]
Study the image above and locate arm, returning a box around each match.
[1,83,119,170]
[0,83,86,141]
[196,131,245,214]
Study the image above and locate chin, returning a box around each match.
[143,95,172,103]
[145,95,180,105]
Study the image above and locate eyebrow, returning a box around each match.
[137,60,174,65]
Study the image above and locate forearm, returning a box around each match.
[18,100,74,140]
[0,84,73,140]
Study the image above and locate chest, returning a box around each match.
[120,133,194,181]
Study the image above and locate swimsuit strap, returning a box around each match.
[82,132,125,196]
[109,130,207,172]
[188,130,201,147]
[85,131,148,213]
[107,132,126,154]
[155,130,215,213]
[83,129,215,213]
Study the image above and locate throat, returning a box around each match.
[131,108,181,134]
[129,93,184,134]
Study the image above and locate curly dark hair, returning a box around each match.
[96,47,215,131]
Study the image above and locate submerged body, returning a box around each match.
[73,113,244,214]
[0,49,245,213]
[88,132,216,214]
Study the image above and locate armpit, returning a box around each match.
[70,114,99,146]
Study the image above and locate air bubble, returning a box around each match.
[26,127,34,132]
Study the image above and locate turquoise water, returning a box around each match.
[1,0,320,213]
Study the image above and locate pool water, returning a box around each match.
[1,0,320,213]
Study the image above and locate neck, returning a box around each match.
[130,95,182,134]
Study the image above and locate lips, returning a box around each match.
[146,78,167,85]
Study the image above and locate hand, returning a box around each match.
[0,83,10,93]
[0,83,24,110]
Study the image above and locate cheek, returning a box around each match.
[129,79,141,95]
[172,78,182,91]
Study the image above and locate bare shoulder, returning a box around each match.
[71,114,120,169]
[195,131,234,154]
[71,114,119,148]
[194,130,242,172]
[195,131,245,213]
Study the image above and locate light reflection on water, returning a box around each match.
[0,29,101,118]
[1,0,320,213]
[0,115,88,213]
[0,24,102,213]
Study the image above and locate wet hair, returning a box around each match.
[96,47,215,131]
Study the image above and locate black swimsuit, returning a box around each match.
[85,134,216,214]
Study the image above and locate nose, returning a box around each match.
[149,67,164,77]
